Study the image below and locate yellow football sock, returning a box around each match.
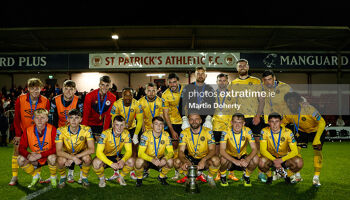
[120,165,133,177]
[208,166,219,178]
[178,169,184,175]
[81,165,91,178]
[22,163,35,176]
[297,146,302,158]
[48,164,57,176]
[93,166,105,178]
[245,169,251,177]
[221,170,227,176]
[314,150,322,176]
[287,169,294,177]
[173,149,179,159]
[34,167,41,176]
[266,170,272,177]
[12,156,19,177]
[135,167,144,179]
[159,167,171,178]
[58,167,66,177]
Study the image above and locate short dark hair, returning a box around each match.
[100,75,111,83]
[195,66,206,72]
[113,115,125,123]
[68,109,82,117]
[63,80,76,88]
[152,116,164,123]
[122,87,134,94]
[262,69,275,78]
[145,82,156,88]
[217,73,228,79]
[168,73,179,80]
[236,59,249,65]
[268,112,282,121]
[232,113,245,121]
[284,92,303,103]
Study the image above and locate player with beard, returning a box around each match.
[161,73,184,180]
[230,59,266,182]
[174,113,220,187]
[179,66,215,131]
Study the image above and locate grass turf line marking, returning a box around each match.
[20,186,52,200]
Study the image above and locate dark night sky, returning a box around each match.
[1,1,349,28]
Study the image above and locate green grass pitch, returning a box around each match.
[0,142,349,200]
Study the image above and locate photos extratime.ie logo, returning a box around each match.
[188,89,276,99]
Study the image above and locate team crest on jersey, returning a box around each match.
[95,101,98,104]
[227,97,232,101]
[281,137,285,142]
[155,105,159,109]
[80,136,85,141]
[248,82,253,85]
[302,117,306,121]
[276,90,280,94]
[121,139,124,143]
[130,109,135,112]
[200,136,205,141]
[161,140,165,144]
[241,136,245,141]
[106,100,111,106]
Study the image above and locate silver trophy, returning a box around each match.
[186,165,200,193]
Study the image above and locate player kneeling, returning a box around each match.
[92,115,134,187]
[259,113,303,184]
[174,113,220,187]
[17,108,57,188]
[134,116,174,187]
[219,113,259,187]
[56,109,95,188]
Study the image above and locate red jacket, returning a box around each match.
[82,89,116,130]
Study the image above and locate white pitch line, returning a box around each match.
[20,186,52,200]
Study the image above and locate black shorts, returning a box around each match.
[295,130,326,149]
[128,128,142,142]
[213,131,222,145]
[104,154,124,168]
[270,155,287,169]
[90,125,103,137]
[227,154,247,171]
[245,117,266,137]
[165,124,182,140]
[185,150,202,166]
[145,157,164,171]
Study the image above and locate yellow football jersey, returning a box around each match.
[212,90,234,131]
[139,130,173,159]
[260,126,296,158]
[220,126,254,158]
[282,104,322,133]
[161,86,183,125]
[230,76,262,118]
[98,128,131,156]
[138,96,166,131]
[262,81,292,123]
[179,126,215,159]
[110,98,143,129]
[56,125,94,154]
